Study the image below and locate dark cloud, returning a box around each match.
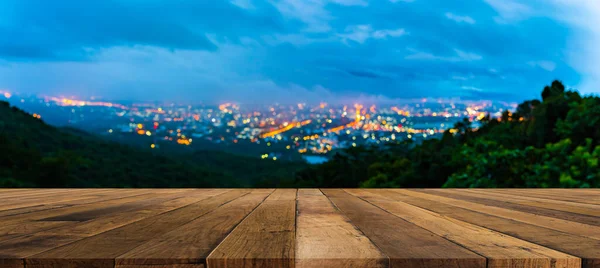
[461,88,520,101]
[0,0,586,102]
[1,0,263,60]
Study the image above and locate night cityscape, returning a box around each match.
[1,0,599,190]
[1,89,516,163]
[1,0,600,266]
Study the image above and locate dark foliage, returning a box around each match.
[2,80,598,188]
[0,101,304,187]
[292,80,600,188]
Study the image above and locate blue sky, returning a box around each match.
[0,0,598,104]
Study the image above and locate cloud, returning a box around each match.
[445,13,475,24]
[373,29,407,39]
[262,34,329,46]
[484,0,533,23]
[405,48,482,62]
[231,0,254,9]
[454,49,483,61]
[345,69,395,79]
[271,0,367,33]
[339,25,406,44]
[1,44,255,101]
[0,0,588,102]
[330,0,368,6]
[0,42,385,104]
[544,0,600,94]
[452,76,470,81]
[528,61,556,72]
[221,81,337,104]
[462,89,519,100]
[0,0,220,61]
[461,86,483,92]
[272,0,333,32]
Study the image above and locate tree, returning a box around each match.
[541,80,565,101]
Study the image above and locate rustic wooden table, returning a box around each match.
[0,189,598,268]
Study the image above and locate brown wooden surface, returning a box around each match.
[322,189,486,268]
[347,189,580,268]
[295,189,387,268]
[0,189,599,268]
[206,189,296,268]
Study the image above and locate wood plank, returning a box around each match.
[421,189,600,227]
[295,189,387,268]
[0,190,223,267]
[321,189,485,268]
[116,189,273,267]
[0,190,77,200]
[479,189,600,205]
[0,190,111,206]
[0,189,133,212]
[0,262,24,268]
[459,189,600,215]
[396,189,600,241]
[0,189,202,245]
[118,265,204,268]
[386,190,600,268]
[460,189,600,209]
[24,190,248,268]
[0,189,167,226]
[495,189,600,194]
[349,189,580,268]
[0,190,193,242]
[206,189,297,268]
[29,190,220,237]
[0,189,32,194]
[0,189,598,268]
[0,221,73,243]
[0,189,160,218]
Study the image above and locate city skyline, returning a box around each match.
[2,90,511,159]
[1,0,599,103]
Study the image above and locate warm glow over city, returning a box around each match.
[2,91,515,161]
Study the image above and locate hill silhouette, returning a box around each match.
[291,80,600,188]
[0,101,303,187]
[2,80,598,188]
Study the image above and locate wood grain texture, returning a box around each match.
[0,190,78,201]
[396,189,600,241]
[295,189,387,268]
[116,189,273,267]
[321,189,486,268]
[22,190,239,268]
[0,189,599,268]
[381,190,600,268]
[117,265,204,268]
[350,189,580,268]
[0,189,149,218]
[0,191,205,266]
[0,189,155,216]
[424,189,600,226]
[481,189,600,205]
[0,189,168,227]
[0,190,202,242]
[207,189,297,268]
[0,189,117,212]
[461,189,600,209]
[465,189,600,217]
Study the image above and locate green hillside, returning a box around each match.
[292,80,600,188]
[2,80,598,189]
[0,101,303,187]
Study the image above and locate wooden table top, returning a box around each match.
[0,189,599,268]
